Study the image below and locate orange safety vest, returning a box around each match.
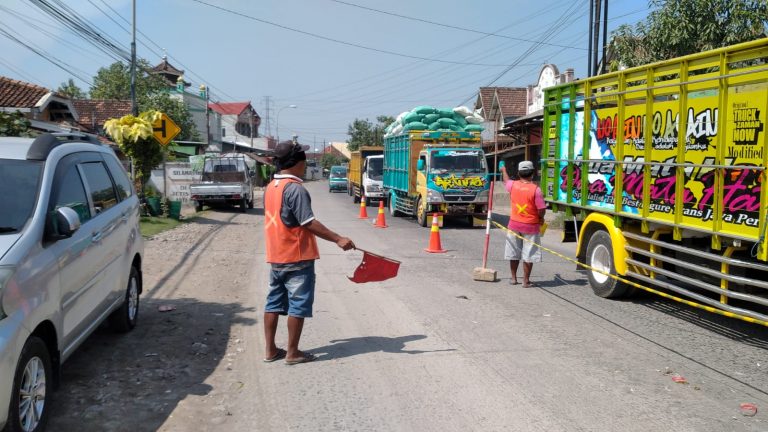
[509,181,540,225]
[264,177,320,264]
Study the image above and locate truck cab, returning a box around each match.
[361,155,384,205]
[416,147,489,225]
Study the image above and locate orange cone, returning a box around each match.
[358,194,368,219]
[424,213,446,253]
[373,200,388,228]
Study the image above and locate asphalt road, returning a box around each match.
[48,180,768,432]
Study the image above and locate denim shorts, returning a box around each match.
[264,262,316,318]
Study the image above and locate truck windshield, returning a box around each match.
[0,159,43,234]
[429,150,486,174]
[367,158,383,180]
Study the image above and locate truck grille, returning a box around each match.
[444,193,476,202]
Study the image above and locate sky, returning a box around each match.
[1,0,651,149]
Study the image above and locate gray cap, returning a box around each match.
[274,141,309,158]
[518,160,535,171]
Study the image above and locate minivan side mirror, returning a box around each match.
[55,207,81,238]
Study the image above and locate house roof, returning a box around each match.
[209,101,252,116]
[0,76,51,108]
[474,87,496,118]
[73,99,132,132]
[152,57,184,77]
[494,88,527,118]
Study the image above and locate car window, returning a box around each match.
[103,155,133,200]
[80,162,118,215]
[0,159,43,233]
[53,165,91,225]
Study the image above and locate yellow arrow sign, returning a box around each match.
[152,112,181,146]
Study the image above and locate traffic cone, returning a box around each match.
[373,200,388,228]
[424,213,446,253]
[358,194,368,219]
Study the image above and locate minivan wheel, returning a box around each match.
[8,336,51,432]
[109,266,140,332]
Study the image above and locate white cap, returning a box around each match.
[518,160,535,171]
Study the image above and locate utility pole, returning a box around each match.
[263,96,272,138]
[130,0,137,115]
[591,0,602,77]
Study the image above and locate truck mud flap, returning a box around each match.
[562,218,582,243]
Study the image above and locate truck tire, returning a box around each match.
[585,230,631,298]
[195,200,203,212]
[248,197,254,209]
[416,198,428,227]
[240,198,247,213]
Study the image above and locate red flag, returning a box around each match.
[348,250,400,283]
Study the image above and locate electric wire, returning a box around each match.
[188,0,520,67]
[331,0,587,51]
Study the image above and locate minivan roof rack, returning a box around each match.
[26,132,104,161]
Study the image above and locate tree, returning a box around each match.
[142,92,200,142]
[104,111,165,194]
[611,0,768,69]
[0,111,31,137]
[90,60,167,103]
[90,61,199,142]
[320,153,343,171]
[346,115,395,151]
[57,78,86,99]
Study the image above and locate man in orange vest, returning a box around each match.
[501,160,546,287]
[263,141,355,365]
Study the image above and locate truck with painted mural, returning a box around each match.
[189,154,254,213]
[542,38,768,325]
[348,146,385,206]
[384,130,490,227]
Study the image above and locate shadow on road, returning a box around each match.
[312,335,456,361]
[48,297,257,432]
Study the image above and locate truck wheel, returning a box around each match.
[247,198,254,209]
[240,198,247,213]
[365,197,372,207]
[416,198,428,227]
[585,230,630,298]
[195,201,203,212]
[353,191,360,204]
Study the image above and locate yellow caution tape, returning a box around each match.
[492,220,768,327]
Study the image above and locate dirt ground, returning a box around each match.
[47,198,265,432]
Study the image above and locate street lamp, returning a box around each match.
[276,104,297,143]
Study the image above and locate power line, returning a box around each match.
[187,0,519,67]
[331,0,587,51]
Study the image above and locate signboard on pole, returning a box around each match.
[153,112,181,146]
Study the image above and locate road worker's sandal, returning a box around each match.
[263,348,287,363]
[285,353,316,365]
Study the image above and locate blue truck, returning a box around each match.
[384,130,490,226]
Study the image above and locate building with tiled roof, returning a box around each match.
[209,101,262,150]
[73,99,132,134]
[0,75,78,132]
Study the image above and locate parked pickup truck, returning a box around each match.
[190,155,254,212]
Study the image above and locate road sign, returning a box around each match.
[152,112,181,146]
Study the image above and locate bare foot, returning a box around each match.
[522,281,535,288]
[510,279,519,285]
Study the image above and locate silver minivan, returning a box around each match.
[0,133,144,432]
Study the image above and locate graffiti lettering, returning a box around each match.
[433,175,486,190]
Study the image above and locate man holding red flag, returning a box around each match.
[263,141,355,365]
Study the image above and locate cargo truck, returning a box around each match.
[384,130,490,227]
[348,146,385,205]
[542,38,768,325]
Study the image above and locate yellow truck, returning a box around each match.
[542,38,768,325]
[348,146,384,206]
